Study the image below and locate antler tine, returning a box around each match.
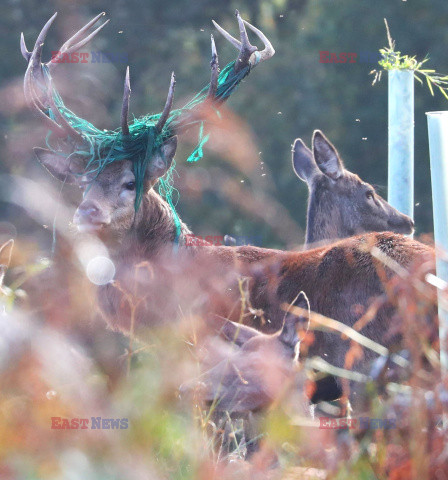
[22,12,67,133]
[22,12,109,140]
[212,10,274,72]
[29,12,58,74]
[65,20,110,54]
[57,12,106,54]
[234,9,257,67]
[51,21,110,70]
[121,66,131,135]
[20,33,31,62]
[211,19,241,50]
[49,17,110,72]
[242,19,275,63]
[207,35,219,100]
[156,72,176,132]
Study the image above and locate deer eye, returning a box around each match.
[124,181,135,191]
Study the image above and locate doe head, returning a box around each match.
[292,130,414,242]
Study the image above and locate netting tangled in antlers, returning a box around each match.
[45,60,250,213]
[22,11,274,242]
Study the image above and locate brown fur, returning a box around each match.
[34,143,436,399]
[99,225,435,378]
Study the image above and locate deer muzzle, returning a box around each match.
[74,201,111,233]
[387,213,414,235]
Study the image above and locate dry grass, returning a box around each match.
[0,230,446,480]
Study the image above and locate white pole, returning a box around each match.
[388,70,415,221]
[427,111,448,380]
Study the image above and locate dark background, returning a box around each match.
[2,0,447,251]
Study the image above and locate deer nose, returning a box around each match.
[80,204,98,217]
[74,202,104,225]
[388,213,414,234]
[402,215,414,230]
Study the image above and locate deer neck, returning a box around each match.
[115,189,192,260]
[305,189,344,247]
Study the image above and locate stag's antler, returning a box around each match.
[156,72,176,132]
[207,35,219,100]
[121,70,176,135]
[121,66,131,136]
[129,11,275,130]
[21,12,109,140]
[23,11,274,150]
[212,10,275,73]
[174,11,274,129]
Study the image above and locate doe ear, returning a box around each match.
[147,136,178,180]
[280,291,310,348]
[312,130,344,180]
[33,148,84,184]
[0,239,14,289]
[292,138,318,183]
[220,320,262,347]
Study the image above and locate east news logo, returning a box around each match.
[51,417,129,429]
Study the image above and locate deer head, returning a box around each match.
[292,130,414,245]
[33,139,179,242]
[23,12,274,245]
[180,292,310,428]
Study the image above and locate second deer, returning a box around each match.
[292,130,414,247]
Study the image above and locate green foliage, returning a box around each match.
[372,19,448,101]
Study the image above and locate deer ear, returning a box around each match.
[312,130,344,180]
[33,148,84,184]
[147,136,178,180]
[0,239,13,288]
[280,291,310,348]
[220,320,262,347]
[292,138,318,183]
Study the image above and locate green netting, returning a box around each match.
[43,60,251,243]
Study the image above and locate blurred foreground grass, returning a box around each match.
[0,235,447,480]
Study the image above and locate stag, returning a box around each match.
[292,130,414,247]
[23,14,435,410]
[22,11,274,250]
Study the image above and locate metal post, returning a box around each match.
[427,111,448,380]
[388,70,415,221]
